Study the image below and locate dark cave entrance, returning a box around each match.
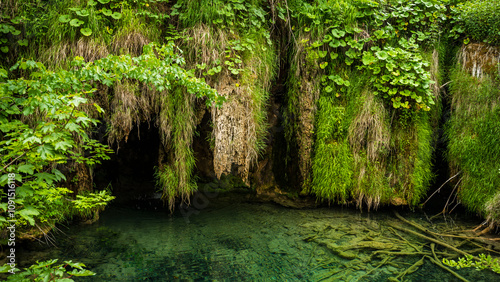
[94,123,161,205]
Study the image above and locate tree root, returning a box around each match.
[374,251,430,256]
[394,256,425,281]
[306,243,318,267]
[389,223,476,260]
[388,227,421,252]
[355,256,392,282]
[394,211,442,241]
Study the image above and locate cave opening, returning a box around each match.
[94,122,161,205]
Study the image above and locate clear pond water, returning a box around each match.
[18,194,500,281]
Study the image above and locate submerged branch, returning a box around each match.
[389,223,476,260]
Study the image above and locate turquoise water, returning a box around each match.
[18,195,500,281]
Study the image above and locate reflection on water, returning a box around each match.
[18,195,500,281]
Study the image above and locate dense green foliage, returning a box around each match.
[0,43,222,231]
[0,0,498,238]
[445,68,500,219]
[449,0,500,45]
[0,259,95,281]
[1,0,499,278]
[283,0,442,207]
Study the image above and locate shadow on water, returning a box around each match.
[17,195,500,281]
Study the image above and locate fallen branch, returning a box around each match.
[388,227,421,252]
[394,212,442,241]
[395,212,500,243]
[355,256,392,282]
[374,251,431,256]
[395,256,425,280]
[389,223,477,260]
[426,255,469,282]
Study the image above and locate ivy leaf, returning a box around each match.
[102,8,112,16]
[76,9,90,17]
[23,136,42,145]
[362,52,376,65]
[319,62,328,69]
[70,19,84,27]
[375,51,389,60]
[69,96,87,107]
[330,52,338,60]
[374,29,385,39]
[111,12,122,20]
[97,0,110,3]
[80,28,92,37]
[331,29,346,38]
[58,15,71,23]
[1,46,8,53]
[386,62,396,72]
[17,39,28,46]
[345,49,358,59]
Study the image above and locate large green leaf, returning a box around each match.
[80,28,92,37]
[362,52,376,65]
[331,29,346,38]
[375,50,389,60]
[69,19,84,27]
[18,206,40,225]
[18,164,35,175]
[111,12,122,19]
[76,9,90,17]
[102,8,112,16]
[37,144,55,159]
[55,140,73,150]
[58,15,71,23]
[52,169,67,181]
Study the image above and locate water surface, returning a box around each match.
[18,195,500,281]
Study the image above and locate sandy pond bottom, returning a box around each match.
[18,196,500,281]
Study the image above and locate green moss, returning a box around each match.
[409,113,435,205]
[156,87,198,210]
[446,68,500,215]
[312,96,354,202]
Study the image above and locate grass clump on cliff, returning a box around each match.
[446,67,500,222]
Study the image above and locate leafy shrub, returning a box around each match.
[0,259,95,281]
[443,254,500,274]
[450,0,500,45]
